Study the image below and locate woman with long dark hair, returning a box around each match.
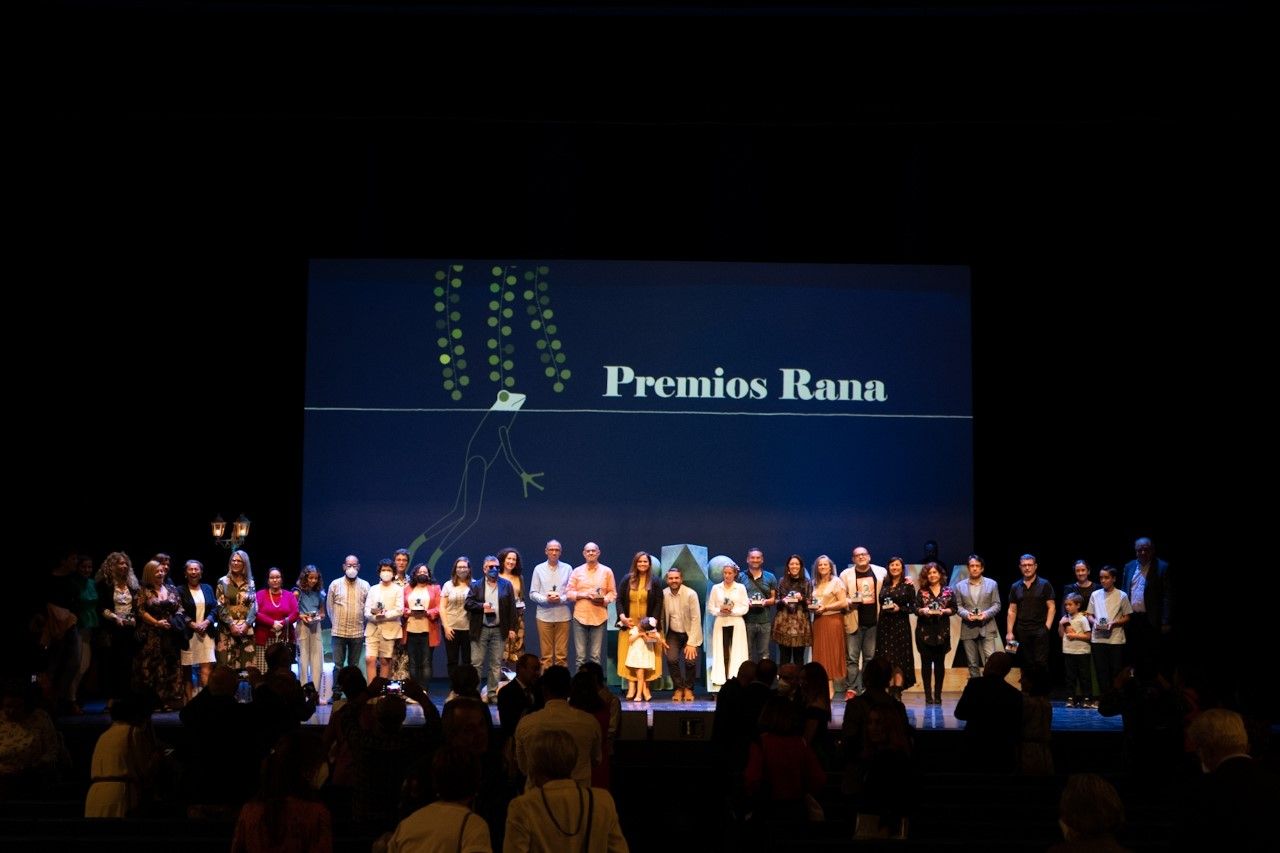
[772,554,813,666]
[616,551,663,700]
[874,556,916,697]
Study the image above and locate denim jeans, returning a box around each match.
[843,625,877,694]
[331,635,364,672]
[471,625,505,697]
[961,634,997,678]
[664,630,699,691]
[297,623,325,690]
[745,622,773,662]
[573,620,605,671]
[406,631,433,686]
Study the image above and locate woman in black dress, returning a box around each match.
[914,562,956,705]
[875,556,916,697]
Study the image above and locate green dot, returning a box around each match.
[491,266,503,276]
[443,367,454,378]
[489,300,499,310]
[550,340,562,351]
[437,337,448,348]
[434,302,445,312]
[503,376,516,388]
[540,353,551,364]
[538,282,548,292]
[487,338,498,349]
[450,293,460,304]
[488,355,499,366]
[450,311,461,322]
[503,291,515,302]
[554,353,566,364]
[453,345,465,355]
[500,325,511,336]
[434,270,446,280]
[433,286,444,297]
[502,308,513,319]
[487,317,498,327]
[457,359,467,370]
[490,283,501,293]
[452,264,463,272]
[559,369,572,380]
[451,328,463,339]
[502,344,514,355]
[523,271,534,281]
[538,266,549,275]
[435,320,447,330]
[502,359,514,370]
[505,275,517,285]
[539,296,550,307]
[451,389,462,400]
[443,379,455,390]
[449,278,461,288]
[439,354,451,365]
[545,367,556,378]
[542,310,554,321]
[536,340,547,350]
[527,307,539,317]
[489,371,500,382]
[523,290,534,300]
[458,376,470,386]
[553,381,564,393]
[546,325,557,335]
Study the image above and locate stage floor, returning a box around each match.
[64,688,1121,734]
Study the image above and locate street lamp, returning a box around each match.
[211,514,252,550]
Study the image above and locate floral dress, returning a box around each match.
[875,580,917,690]
[133,582,185,709]
[391,577,411,680]
[503,573,525,666]
[216,575,257,669]
[914,586,956,651]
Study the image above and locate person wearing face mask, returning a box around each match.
[464,556,517,703]
[365,559,405,682]
[327,556,370,691]
[404,563,442,688]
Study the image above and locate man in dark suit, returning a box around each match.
[1121,537,1173,677]
[465,555,517,703]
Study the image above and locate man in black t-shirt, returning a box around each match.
[1005,554,1056,669]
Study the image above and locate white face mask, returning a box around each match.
[345,567,359,580]
[380,571,394,583]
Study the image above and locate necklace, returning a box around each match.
[269,588,282,604]
[539,784,586,836]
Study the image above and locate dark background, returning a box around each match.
[30,2,1253,678]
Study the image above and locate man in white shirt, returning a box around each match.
[529,539,572,669]
[661,568,703,702]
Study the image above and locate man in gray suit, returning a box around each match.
[954,554,1001,679]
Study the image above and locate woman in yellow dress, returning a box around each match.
[615,551,664,700]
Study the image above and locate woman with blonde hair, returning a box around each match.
[216,550,257,670]
[96,552,139,707]
[808,555,848,699]
[133,559,186,710]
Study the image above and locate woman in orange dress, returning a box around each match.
[808,554,848,700]
[615,551,664,700]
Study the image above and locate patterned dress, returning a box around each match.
[875,580,917,690]
[133,582,185,709]
[503,573,525,666]
[392,577,411,679]
[772,574,814,648]
[215,575,257,669]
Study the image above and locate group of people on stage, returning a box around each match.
[39,535,1173,716]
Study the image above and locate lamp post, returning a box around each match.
[211,514,252,550]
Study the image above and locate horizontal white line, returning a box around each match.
[304,406,971,420]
